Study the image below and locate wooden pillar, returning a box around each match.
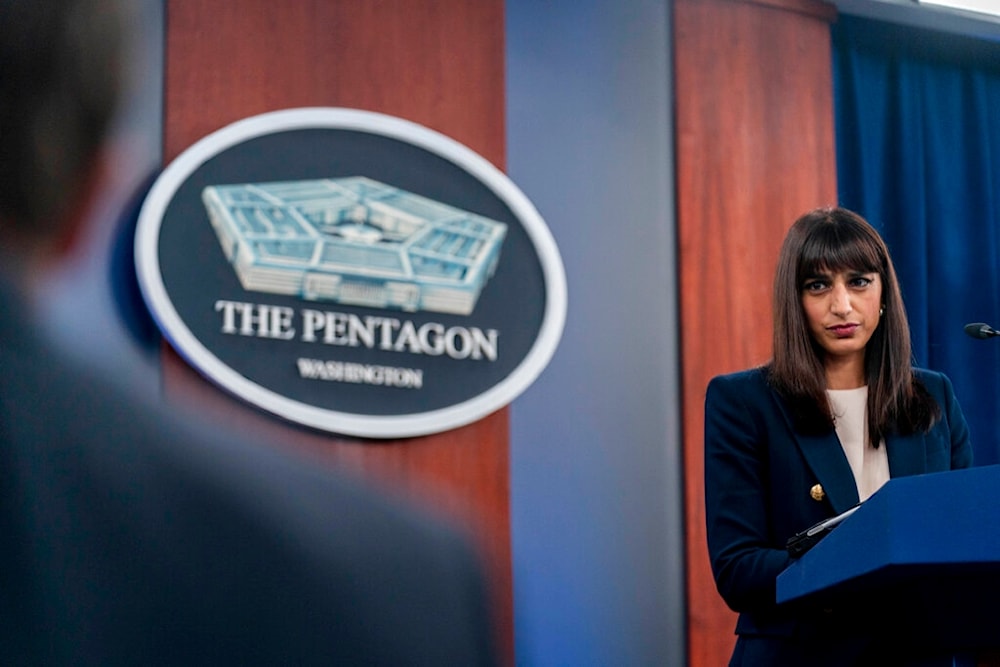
[673,0,838,664]
[161,1,512,662]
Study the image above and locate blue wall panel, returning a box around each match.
[506,2,684,665]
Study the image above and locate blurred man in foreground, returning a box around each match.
[0,2,497,664]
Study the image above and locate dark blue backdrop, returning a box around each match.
[833,15,1000,466]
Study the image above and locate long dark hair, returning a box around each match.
[769,207,938,441]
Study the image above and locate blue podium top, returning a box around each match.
[777,464,1000,605]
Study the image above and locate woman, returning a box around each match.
[704,207,972,666]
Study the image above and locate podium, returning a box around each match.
[777,464,1000,654]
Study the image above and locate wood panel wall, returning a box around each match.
[673,0,838,664]
[161,1,511,662]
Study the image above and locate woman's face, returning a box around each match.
[801,267,882,365]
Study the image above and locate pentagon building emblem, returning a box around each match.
[135,108,565,439]
[202,177,507,316]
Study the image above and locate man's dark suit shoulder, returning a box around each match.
[0,283,497,665]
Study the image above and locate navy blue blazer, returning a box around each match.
[704,366,972,643]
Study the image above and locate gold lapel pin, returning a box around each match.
[810,484,825,502]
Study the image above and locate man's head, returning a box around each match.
[0,0,125,252]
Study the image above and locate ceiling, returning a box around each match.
[831,0,1000,41]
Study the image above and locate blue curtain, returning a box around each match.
[833,15,1000,466]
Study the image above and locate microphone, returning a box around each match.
[964,322,1000,339]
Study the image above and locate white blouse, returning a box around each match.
[827,386,890,502]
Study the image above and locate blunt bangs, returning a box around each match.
[796,218,883,284]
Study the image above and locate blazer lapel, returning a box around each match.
[794,431,860,513]
[768,388,860,513]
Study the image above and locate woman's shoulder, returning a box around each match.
[912,367,951,387]
[707,365,771,392]
[912,367,956,397]
[705,366,783,420]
